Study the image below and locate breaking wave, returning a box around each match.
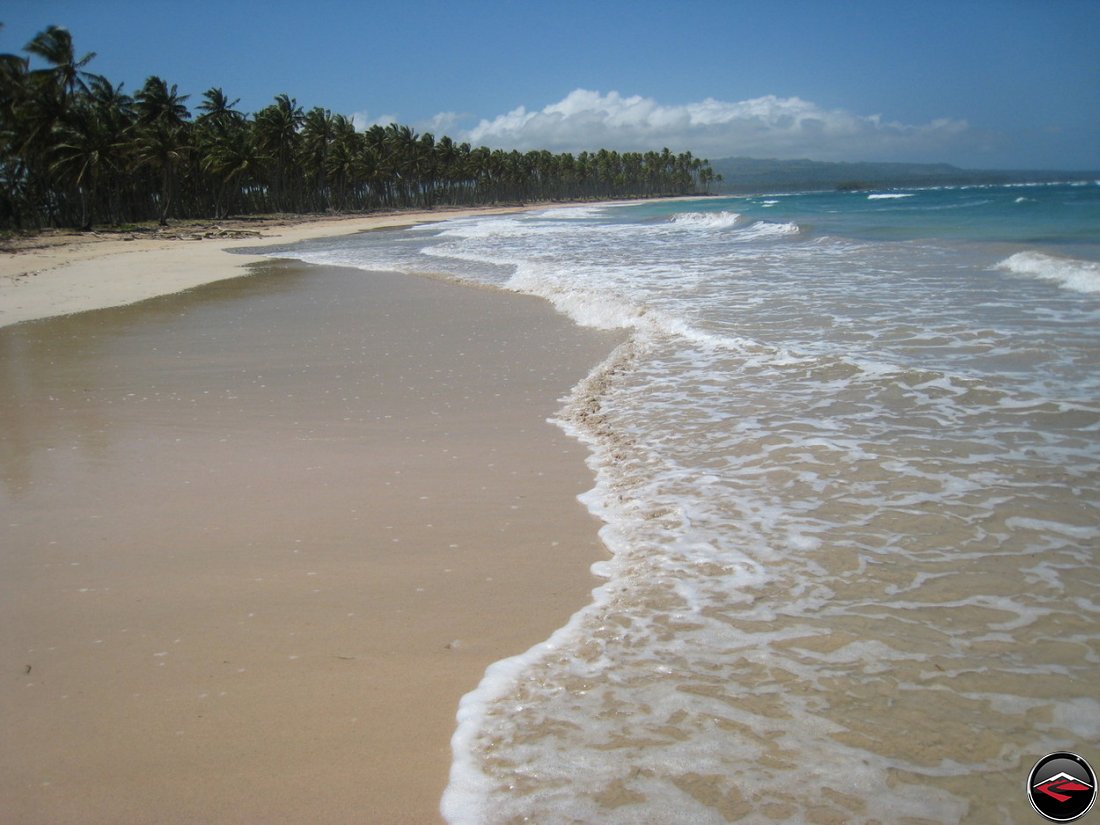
[996,251,1100,294]
[669,210,742,230]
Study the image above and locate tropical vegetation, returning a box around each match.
[1,25,719,231]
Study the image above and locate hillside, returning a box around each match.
[710,156,1099,193]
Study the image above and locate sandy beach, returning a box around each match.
[0,207,545,329]
[0,209,622,823]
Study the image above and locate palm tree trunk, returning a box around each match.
[159,164,171,226]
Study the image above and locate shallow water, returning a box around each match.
[268,183,1100,824]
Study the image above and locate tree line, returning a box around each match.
[0,25,720,231]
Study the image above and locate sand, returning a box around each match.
[0,207,539,330]
[0,211,622,823]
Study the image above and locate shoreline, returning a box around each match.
[0,209,625,822]
[0,205,545,329]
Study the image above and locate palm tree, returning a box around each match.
[324,113,360,210]
[254,93,303,211]
[135,121,190,225]
[363,124,394,207]
[383,123,419,206]
[2,26,99,226]
[87,75,134,223]
[196,87,248,217]
[300,107,334,211]
[134,76,191,225]
[23,25,95,105]
[434,135,459,204]
[49,100,108,229]
[0,45,30,116]
[200,123,255,218]
[196,87,243,131]
[49,75,133,228]
[0,41,33,227]
[134,75,189,127]
[415,131,436,207]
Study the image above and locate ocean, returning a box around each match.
[265,182,1100,824]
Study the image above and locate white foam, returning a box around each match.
[868,193,915,200]
[1050,697,1100,739]
[996,251,1100,294]
[536,205,611,220]
[1005,515,1100,540]
[734,220,800,240]
[669,210,742,230]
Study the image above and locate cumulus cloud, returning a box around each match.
[455,89,970,161]
[351,110,402,130]
[424,111,464,133]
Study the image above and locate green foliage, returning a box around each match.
[0,24,716,229]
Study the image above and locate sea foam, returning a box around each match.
[734,219,800,239]
[669,210,742,230]
[996,251,1100,294]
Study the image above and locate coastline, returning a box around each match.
[0,206,543,329]
[0,209,624,822]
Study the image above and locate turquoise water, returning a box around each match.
[269,182,1100,824]
[630,181,1100,246]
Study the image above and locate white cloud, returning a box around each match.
[455,89,970,161]
[423,111,463,133]
[351,110,402,130]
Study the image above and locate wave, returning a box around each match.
[735,220,800,240]
[666,212,800,241]
[503,261,769,359]
[867,193,914,200]
[536,205,611,220]
[996,251,1100,294]
[669,210,742,230]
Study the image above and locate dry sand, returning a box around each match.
[0,207,538,330]
[0,212,621,823]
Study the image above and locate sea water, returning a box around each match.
[266,182,1100,824]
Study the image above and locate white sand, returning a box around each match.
[0,207,535,328]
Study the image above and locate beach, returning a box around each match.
[0,208,543,328]
[0,209,622,823]
[5,187,1099,825]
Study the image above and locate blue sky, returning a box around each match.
[3,0,1098,169]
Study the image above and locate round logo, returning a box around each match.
[1027,752,1096,822]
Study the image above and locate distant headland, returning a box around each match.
[709,156,1100,194]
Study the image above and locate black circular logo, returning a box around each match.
[1027,752,1096,822]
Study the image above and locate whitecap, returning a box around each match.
[996,251,1100,294]
[734,220,800,240]
[669,210,742,230]
[537,205,612,220]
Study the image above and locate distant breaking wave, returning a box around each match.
[735,219,800,239]
[867,193,915,200]
[670,210,742,230]
[997,251,1100,294]
[668,211,800,241]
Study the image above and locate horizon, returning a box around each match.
[3,0,1099,171]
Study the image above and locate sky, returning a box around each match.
[3,0,1099,170]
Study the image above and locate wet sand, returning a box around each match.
[0,259,622,823]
